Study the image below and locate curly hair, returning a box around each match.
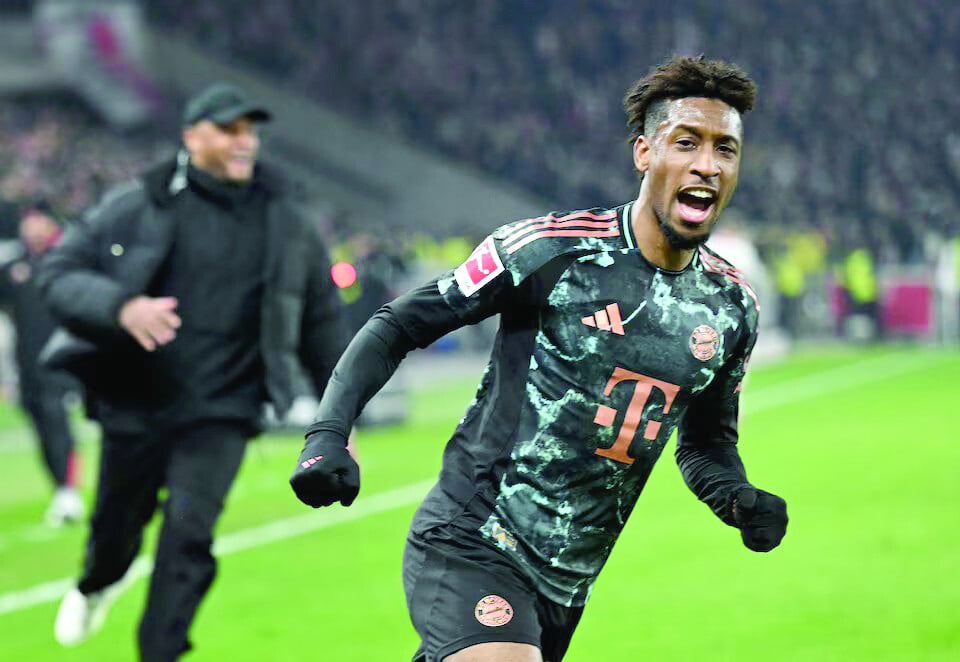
[623,55,757,144]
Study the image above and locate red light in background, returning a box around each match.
[331,261,358,289]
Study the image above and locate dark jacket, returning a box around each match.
[35,158,347,420]
[0,250,66,387]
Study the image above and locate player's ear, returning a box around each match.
[633,136,651,174]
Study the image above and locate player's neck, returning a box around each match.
[630,192,695,272]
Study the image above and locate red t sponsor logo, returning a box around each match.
[593,367,681,465]
[454,236,505,296]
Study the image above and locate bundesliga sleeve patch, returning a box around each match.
[454,235,505,297]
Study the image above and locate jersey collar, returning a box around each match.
[619,202,637,250]
[619,201,701,274]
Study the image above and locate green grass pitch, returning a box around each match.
[0,346,957,660]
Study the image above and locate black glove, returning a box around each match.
[731,485,788,552]
[290,432,360,508]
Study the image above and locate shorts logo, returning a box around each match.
[475,595,514,627]
[689,325,719,361]
[454,236,504,297]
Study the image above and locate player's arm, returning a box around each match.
[675,324,788,552]
[290,254,516,508]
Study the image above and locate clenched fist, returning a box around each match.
[731,485,788,552]
[290,432,360,508]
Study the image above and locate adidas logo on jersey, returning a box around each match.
[581,303,625,335]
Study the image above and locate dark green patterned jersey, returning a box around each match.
[345,203,759,607]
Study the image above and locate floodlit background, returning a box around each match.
[0,1,957,660]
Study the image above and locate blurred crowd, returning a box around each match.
[147,0,959,265]
[0,1,956,345]
[0,95,166,219]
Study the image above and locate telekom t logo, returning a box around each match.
[593,367,681,464]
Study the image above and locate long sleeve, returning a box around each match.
[304,267,511,441]
[675,320,757,527]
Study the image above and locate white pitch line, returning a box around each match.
[0,578,73,618]
[212,479,434,556]
[0,479,434,616]
[742,351,942,414]
[0,350,941,616]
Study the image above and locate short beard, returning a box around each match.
[656,209,711,250]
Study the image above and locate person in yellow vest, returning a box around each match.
[773,245,805,336]
[842,245,879,340]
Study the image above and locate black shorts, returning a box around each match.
[403,525,584,662]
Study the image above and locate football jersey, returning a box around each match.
[388,203,759,607]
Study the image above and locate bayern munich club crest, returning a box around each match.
[689,325,719,361]
[475,594,514,627]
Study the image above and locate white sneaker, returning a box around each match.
[54,585,116,646]
[45,488,85,527]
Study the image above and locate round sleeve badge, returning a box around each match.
[475,594,514,627]
[689,325,720,361]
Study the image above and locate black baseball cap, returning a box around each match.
[182,82,272,126]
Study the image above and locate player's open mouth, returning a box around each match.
[676,187,717,224]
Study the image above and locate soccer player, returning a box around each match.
[291,55,788,662]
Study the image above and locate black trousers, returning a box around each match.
[77,420,249,662]
[20,370,76,487]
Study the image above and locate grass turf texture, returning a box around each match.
[0,346,956,660]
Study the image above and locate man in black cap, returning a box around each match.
[39,82,347,660]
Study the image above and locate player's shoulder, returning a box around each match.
[696,244,760,324]
[489,206,625,284]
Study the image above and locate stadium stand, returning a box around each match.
[147,0,959,263]
[0,95,166,217]
[0,2,955,343]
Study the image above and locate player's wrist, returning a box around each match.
[302,429,349,455]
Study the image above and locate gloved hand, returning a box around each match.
[731,485,788,552]
[290,432,360,507]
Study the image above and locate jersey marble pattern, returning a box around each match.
[401,203,758,607]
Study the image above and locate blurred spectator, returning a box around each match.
[838,242,881,340]
[0,94,167,217]
[773,249,804,337]
[0,201,83,526]
[341,232,409,333]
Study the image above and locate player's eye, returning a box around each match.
[717,143,737,155]
[676,138,696,149]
